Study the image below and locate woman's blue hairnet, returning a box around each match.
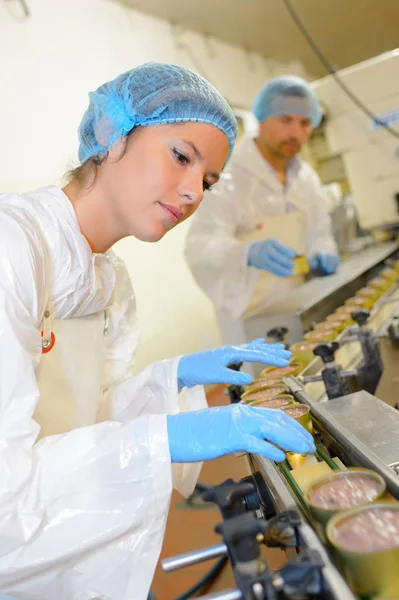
[78,63,238,164]
[252,75,322,128]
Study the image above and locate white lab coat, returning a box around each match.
[0,186,206,600]
[185,136,337,344]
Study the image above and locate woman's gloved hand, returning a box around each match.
[167,403,316,463]
[177,339,291,390]
[309,253,340,275]
[247,238,296,277]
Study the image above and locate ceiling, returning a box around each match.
[115,0,399,77]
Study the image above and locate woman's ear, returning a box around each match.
[94,117,127,163]
[107,137,127,162]
[94,116,116,147]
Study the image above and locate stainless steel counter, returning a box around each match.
[243,241,398,346]
[320,391,399,469]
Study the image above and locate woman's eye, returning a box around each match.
[203,181,213,192]
[172,148,190,165]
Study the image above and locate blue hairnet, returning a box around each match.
[78,63,238,164]
[252,75,322,128]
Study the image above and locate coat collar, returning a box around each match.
[231,136,302,191]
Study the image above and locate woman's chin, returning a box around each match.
[134,224,169,243]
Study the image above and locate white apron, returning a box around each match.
[217,191,307,377]
[35,309,199,498]
[35,310,107,439]
[218,192,307,338]
[239,210,306,321]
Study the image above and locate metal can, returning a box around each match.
[355,286,381,303]
[380,266,398,282]
[259,362,302,379]
[241,384,288,403]
[282,402,313,433]
[306,468,386,528]
[327,503,399,598]
[369,276,391,293]
[344,296,373,311]
[304,328,337,342]
[289,341,318,368]
[247,394,295,409]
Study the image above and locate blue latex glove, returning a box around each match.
[247,238,296,277]
[167,403,316,463]
[309,253,340,275]
[177,339,291,390]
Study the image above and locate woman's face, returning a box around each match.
[98,122,230,242]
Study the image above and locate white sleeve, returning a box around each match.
[97,253,207,498]
[304,167,338,258]
[184,169,258,319]
[0,211,172,600]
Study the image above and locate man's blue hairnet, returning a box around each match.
[252,75,322,128]
[78,63,238,164]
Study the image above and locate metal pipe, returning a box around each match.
[340,370,357,378]
[197,589,242,600]
[301,369,356,385]
[162,543,227,572]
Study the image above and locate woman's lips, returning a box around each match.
[158,202,184,224]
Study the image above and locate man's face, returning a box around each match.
[258,113,313,158]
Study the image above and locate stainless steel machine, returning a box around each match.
[244,241,398,379]
[161,242,399,600]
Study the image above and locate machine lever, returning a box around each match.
[202,479,255,519]
[313,341,340,364]
[349,314,384,394]
[266,326,288,345]
[215,512,268,566]
[351,309,370,327]
[310,342,352,400]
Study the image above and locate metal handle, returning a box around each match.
[197,589,242,600]
[302,369,356,384]
[301,375,323,384]
[162,543,227,573]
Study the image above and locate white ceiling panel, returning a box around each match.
[114,0,399,77]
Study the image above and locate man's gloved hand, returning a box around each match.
[177,339,291,390]
[247,238,296,277]
[167,403,316,463]
[309,253,340,275]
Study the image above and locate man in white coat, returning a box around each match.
[185,75,339,345]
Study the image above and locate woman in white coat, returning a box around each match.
[185,75,339,345]
[0,64,315,600]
